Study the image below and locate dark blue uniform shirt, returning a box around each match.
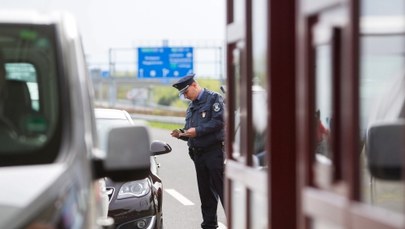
[181,89,225,148]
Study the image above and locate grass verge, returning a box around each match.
[147,121,183,130]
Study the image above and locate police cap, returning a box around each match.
[172,73,195,94]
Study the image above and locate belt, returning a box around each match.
[190,142,224,155]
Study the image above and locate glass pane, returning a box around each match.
[250,189,268,229]
[233,0,245,24]
[359,0,405,214]
[232,45,242,159]
[359,33,405,213]
[313,23,334,187]
[362,0,405,16]
[0,24,61,165]
[311,219,343,229]
[314,44,332,160]
[231,181,246,229]
[311,6,348,188]
[6,63,39,111]
[252,0,268,169]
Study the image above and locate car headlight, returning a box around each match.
[117,178,150,199]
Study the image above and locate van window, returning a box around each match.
[6,63,40,111]
[0,24,62,166]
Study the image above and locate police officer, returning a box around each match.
[170,73,225,229]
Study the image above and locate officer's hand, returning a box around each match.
[179,128,197,138]
[170,129,182,138]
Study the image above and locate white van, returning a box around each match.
[0,10,151,229]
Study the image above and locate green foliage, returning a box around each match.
[152,78,223,108]
[147,121,183,130]
[117,84,132,99]
[171,99,189,109]
[197,78,223,93]
[157,96,175,106]
[153,86,178,105]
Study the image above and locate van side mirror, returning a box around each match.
[93,125,151,182]
[366,120,405,180]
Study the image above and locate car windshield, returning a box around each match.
[0,24,61,166]
[96,118,130,151]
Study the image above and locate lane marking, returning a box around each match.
[165,189,194,206]
[219,222,227,229]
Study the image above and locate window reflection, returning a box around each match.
[232,46,242,159]
[0,24,61,165]
[250,190,267,228]
[252,0,268,169]
[231,181,246,229]
[359,1,405,213]
[233,0,245,24]
[360,32,405,213]
[311,219,343,229]
[315,45,333,161]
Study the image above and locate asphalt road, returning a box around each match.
[150,127,227,229]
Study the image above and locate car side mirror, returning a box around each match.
[93,125,151,182]
[150,140,172,156]
[366,120,405,180]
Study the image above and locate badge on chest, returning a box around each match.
[201,112,206,118]
[213,103,221,112]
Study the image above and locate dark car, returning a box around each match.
[95,108,171,229]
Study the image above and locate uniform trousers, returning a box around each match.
[192,146,225,229]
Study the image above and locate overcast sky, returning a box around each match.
[1,0,226,65]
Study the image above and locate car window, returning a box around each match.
[0,24,62,166]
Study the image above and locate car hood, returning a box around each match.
[105,177,126,187]
[0,164,65,228]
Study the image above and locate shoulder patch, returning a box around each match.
[213,103,221,112]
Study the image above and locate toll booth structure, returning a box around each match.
[225,0,405,228]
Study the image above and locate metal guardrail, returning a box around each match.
[95,101,185,125]
[130,113,185,125]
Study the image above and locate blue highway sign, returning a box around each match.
[138,47,194,78]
